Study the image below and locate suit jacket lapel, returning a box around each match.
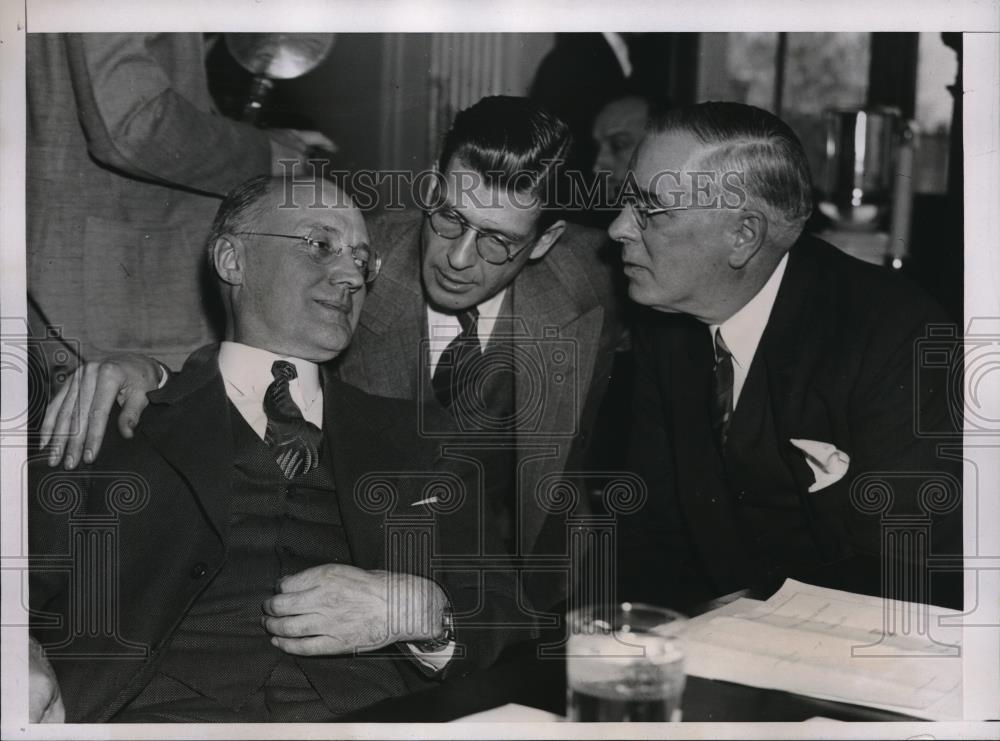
[668,318,752,592]
[344,219,426,398]
[756,240,830,494]
[510,256,603,552]
[668,319,726,495]
[141,350,435,570]
[724,346,770,462]
[757,239,864,565]
[324,371,440,570]
[138,346,233,541]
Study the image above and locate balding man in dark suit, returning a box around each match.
[611,102,962,610]
[29,175,522,722]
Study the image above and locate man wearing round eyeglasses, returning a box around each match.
[611,101,961,611]
[344,96,622,605]
[417,157,566,313]
[28,174,523,722]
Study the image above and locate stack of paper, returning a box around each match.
[681,579,963,720]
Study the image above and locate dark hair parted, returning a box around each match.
[437,96,571,227]
[650,102,813,225]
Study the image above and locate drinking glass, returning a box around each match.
[566,602,688,722]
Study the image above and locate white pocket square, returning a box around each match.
[789,438,851,493]
[411,496,439,506]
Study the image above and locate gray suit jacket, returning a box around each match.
[334,211,623,560]
[27,33,272,370]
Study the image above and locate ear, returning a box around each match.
[528,219,566,260]
[728,209,768,269]
[212,234,246,286]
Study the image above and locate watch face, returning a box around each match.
[441,607,455,639]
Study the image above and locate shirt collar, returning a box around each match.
[710,253,789,370]
[426,287,508,344]
[474,287,507,342]
[218,341,321,407]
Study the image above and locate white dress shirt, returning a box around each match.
[709,253,789,409]
[426,288,507,374]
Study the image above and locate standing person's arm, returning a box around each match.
[64,33,332,193]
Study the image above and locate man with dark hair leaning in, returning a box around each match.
[612,101,962,610]
[29,175,523,722]
[40,96,623,615]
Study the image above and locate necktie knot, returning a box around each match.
[457,307,479,335]
[714,329,732,364]
[271,360,298,382]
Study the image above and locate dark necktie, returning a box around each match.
[263,360,322,479]
[710,328,734,450]
[431,308,481,411]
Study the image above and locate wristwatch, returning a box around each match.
[414,604,454,652]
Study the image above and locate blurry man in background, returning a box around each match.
[592,93,654,201]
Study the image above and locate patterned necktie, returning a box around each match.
[432,308,481,411]
[710,328,735,450]
[263,360,322,479]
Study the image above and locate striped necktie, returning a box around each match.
[710,328,734,450]
[263,360,322,479]
[432,308,481,411]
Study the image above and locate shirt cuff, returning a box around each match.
[405,640,455,672]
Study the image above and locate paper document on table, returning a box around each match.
[682,579,963,720]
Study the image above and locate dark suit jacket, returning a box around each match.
[29,346,523,721]
[334,211,623,562]
[621,235,963,609]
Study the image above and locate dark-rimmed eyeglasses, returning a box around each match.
[235,232,381,284]
[422,207,536,266]
[622,197,691,230]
